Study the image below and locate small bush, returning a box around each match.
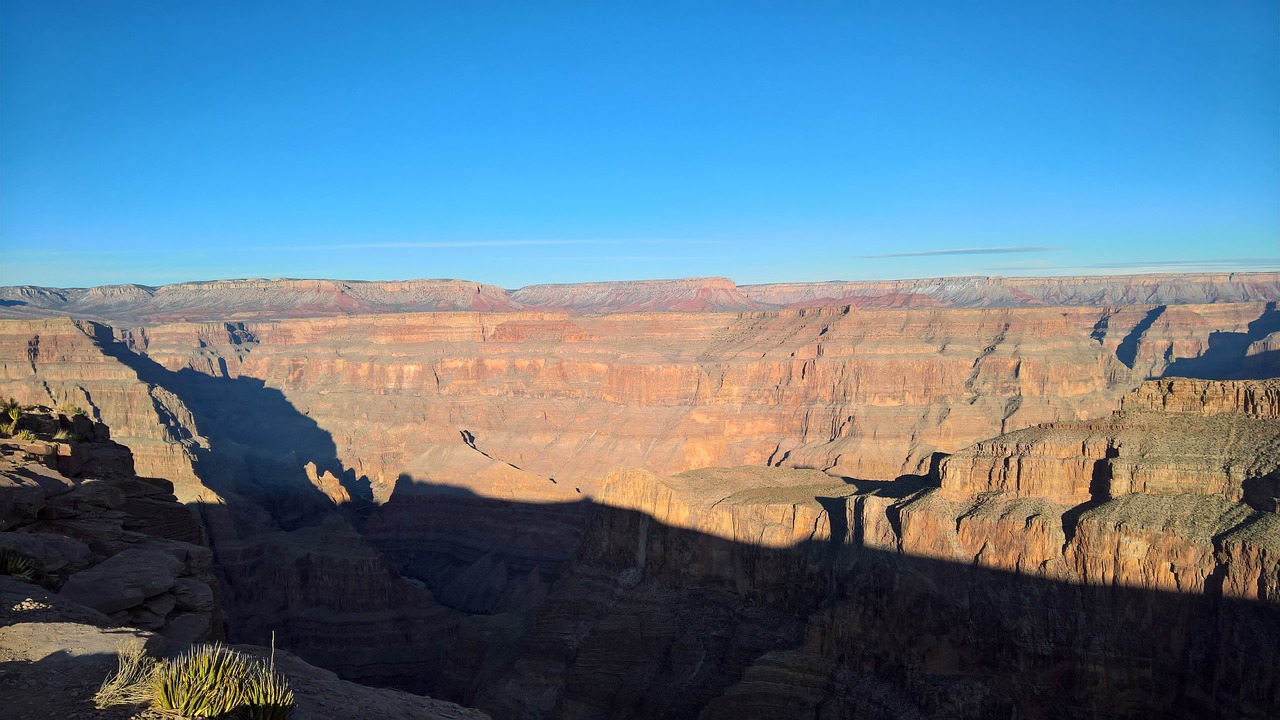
[14,429,37,442]
[53,428,72,441]
[57,400,86,417]
[152,643,294,718]
[0,547,36,582]
[94,640,156,709]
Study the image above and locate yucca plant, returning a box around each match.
[152,643,294,718]
[243,634,295,720]
[14,429,37,442]
[53,428,72,441]
[0,547,36,582]
[1,401,18,436]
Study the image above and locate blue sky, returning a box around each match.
[2,1,1276,288]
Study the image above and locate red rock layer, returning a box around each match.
[3,272,1278,323]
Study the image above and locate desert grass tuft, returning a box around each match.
[94,640,156,709]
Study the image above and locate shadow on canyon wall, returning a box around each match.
[1164,302,1280,380]
[74,319,1280,719]
[88,322,374,524]
[340,478,1280,720]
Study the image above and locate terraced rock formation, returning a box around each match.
[3,272,1278,322]
[0,274,1277,718]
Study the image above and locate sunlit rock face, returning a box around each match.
[1,276,1278,719]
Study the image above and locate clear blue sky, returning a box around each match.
[2,1,1277,288]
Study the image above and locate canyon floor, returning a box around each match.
[1,273,1278,719]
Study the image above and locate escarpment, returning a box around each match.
[0,276,1278,719]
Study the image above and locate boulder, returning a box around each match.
[0,464,75,530]
[58,547,183,614]
[0,531,92,574]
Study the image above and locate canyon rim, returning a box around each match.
[0,273,1278,719]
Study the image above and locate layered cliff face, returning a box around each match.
[473,380,1279,719]
[0,278,1278,718]
[115,300,1277,495]
[3,272,1278,322]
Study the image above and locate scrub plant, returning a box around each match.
[0,547,36,582]
[151,642,295,718]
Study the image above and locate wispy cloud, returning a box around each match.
[560,255,716,262]
[300,240,601,250]
[1083,258,1280,270]
[855,246,1059,259]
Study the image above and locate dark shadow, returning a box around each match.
[1242,472,1280,514]
[1164,302,1280,379]
[85,321,369,523]
[300,484,1280,720]
[0,299,27,307]
[1116,305,1166,369]
[840,454,945,499]
[1062,450,1117,547]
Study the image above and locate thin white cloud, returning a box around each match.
[315,240,598,249]
[1083,258,1280,269]
[855,246,1059,259]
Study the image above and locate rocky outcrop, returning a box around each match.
[0,411,222,644]
[0,411,489,720]
[1121,376,1280,417]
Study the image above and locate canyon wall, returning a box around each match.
[0,278,1278,718]
[3,272,1278,322]
[471,379,1278,719]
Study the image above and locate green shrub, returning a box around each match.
[0,547,36,582]
[57,400,86,417]
[53,428,72,441]
[152,643,294,718]
[14,429,37,442]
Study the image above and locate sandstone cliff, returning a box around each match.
[465,380,1279,719]
[3,272,1278,322]
[0,284,1278,718]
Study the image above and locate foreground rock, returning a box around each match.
[0,412,489,719]
[0,621,489,720]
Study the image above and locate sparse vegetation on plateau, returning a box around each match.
[58,400,87,417]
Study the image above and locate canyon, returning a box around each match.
[1,273,1278,719]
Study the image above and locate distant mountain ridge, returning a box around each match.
[2,272,1278,323]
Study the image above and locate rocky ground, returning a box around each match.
[0,408,488,719]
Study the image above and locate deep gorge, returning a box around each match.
[1,278,1278,718]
